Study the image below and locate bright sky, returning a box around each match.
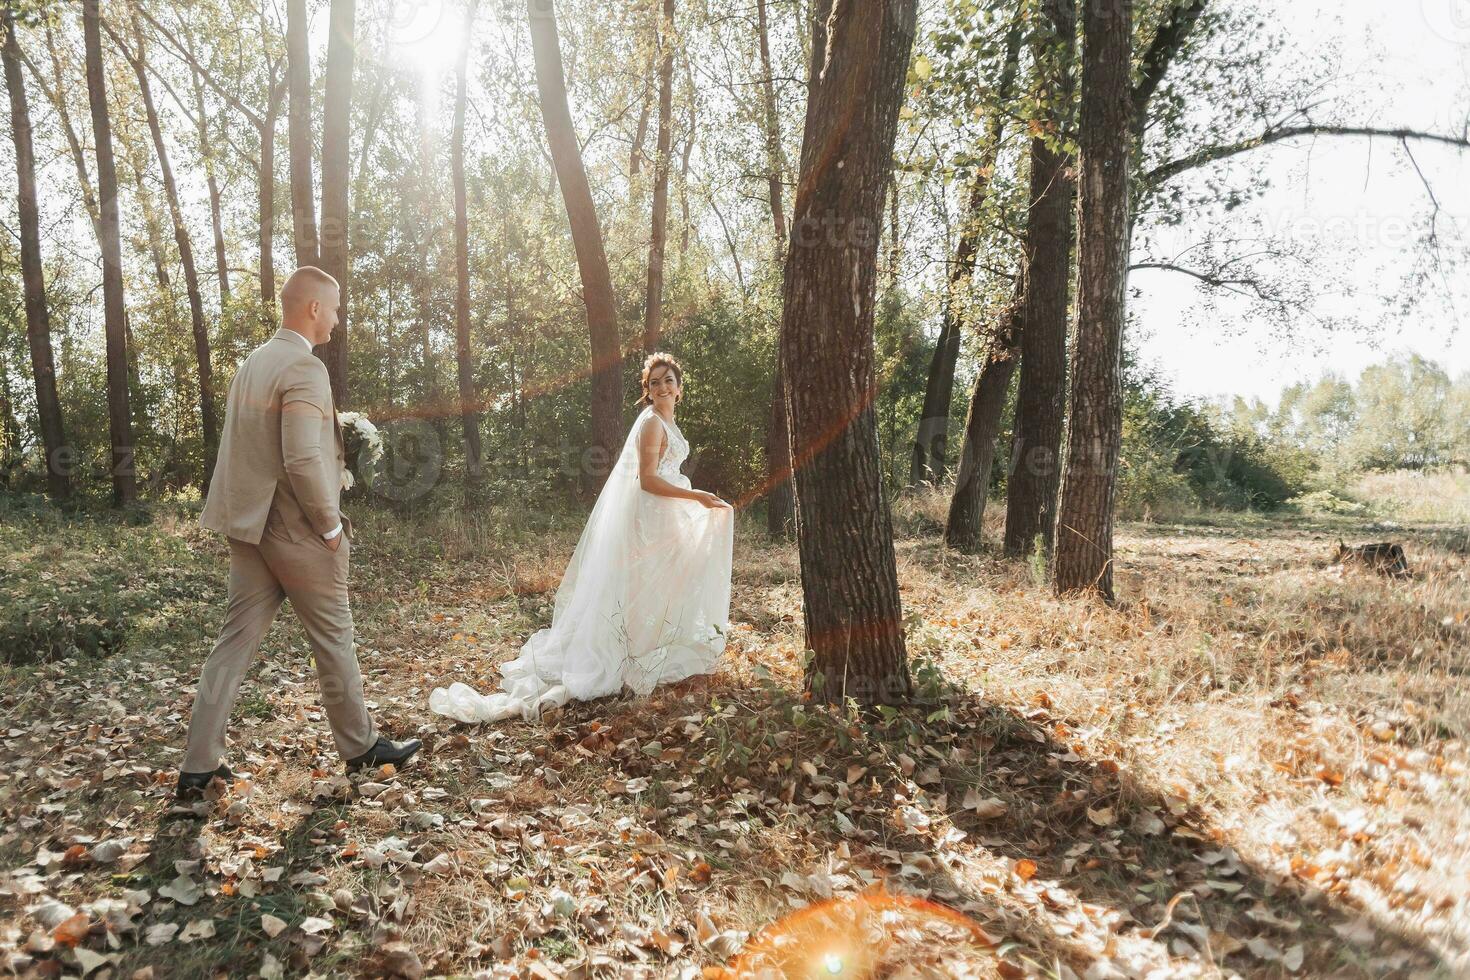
[1131,0,1470,408]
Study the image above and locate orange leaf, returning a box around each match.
[52,912,90,947]
[1013,859,1037,881]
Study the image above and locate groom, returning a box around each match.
[176,266,420,800]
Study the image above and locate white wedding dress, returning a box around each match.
[429,406,734,722]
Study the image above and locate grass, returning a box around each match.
[0,474,1466,977]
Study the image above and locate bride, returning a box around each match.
[430,353,734,722]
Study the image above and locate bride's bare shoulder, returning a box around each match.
[637,412,668,450]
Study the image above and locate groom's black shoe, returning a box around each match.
[174,763,233,801]
[346,736,422,772]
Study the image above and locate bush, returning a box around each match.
[1286,489,1370,517]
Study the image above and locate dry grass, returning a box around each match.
[2,487,1467,977]
[1347,468,1470,525]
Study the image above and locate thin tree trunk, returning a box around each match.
[0,349,22,484]
[82,0,136,506]
[259,82,281,329]
[287,0,319,266]
[630,96,651,177]
[131,8,281,330]
[1003,0,1076,560]
[779,0,918,707]
[1053,0,1132,599]
[527,0,622,478]
[190,68,229,304]
[945,287,1023,551]
[316,0,353,406]
[757,0,793,539]
[3,6,68,499]
[112,14,218,487]
[910,13,1022,488]
[678,51,694,256]
[414,97,439,417]
[641,0,675,354]
[31,26,101,236]
[453,0,482,482]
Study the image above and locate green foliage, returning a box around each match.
[0,503,219,663]
[1286,488,1371,517]
[1118,352,1311,519]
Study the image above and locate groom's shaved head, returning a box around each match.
[280,266,340,344]
[281,266,339,314]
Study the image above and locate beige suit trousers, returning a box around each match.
[181,513,376,772]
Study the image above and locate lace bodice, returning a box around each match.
[648,411,689,480]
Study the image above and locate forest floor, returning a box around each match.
[0,485,1467,979]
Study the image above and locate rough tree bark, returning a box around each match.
[453,0,483,482]
[3,5,68,499]
[1002,0,1076,560]
[944,284,1023,551]
[287,0,319,266]
[1053,0,1132,599]
[780,0,918,707]
[757,0,795,539]
[82,0,137,505]
[642,0,675,354]
[910,13,1023,488]
[110,14,218,486]
[528,0,623,479]
[316,0,354,406]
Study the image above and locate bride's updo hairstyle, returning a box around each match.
[637,352,684,407]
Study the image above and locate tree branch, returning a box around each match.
[1131,0,1207,141]
[1147,124,1470,186]
[135,6,264,130]
[1131,260,1299,306]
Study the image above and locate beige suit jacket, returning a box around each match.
[201,330,345,545]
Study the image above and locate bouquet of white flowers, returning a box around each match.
[338,411,383,491]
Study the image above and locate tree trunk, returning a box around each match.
[34,25,101,237]
[82,0,136,506]
[287,0,320,266]
[945,288,1022,551]
[765,361,795,538]
[3,6,68,499]
[678,57,695,257]
[755,0,787,251]
[757,0,794,539]
[1053,0,1133,600]
[528,0,623,478]
[187,54,230,305]
[453,0,482,482]
[316,0,353,406]
[0,350,22,485]
[1003,0,1076,560]
[414,97,440,417]
[909,15,1023,488]
[115,14,217,487]
[641,0,675,354]
[779,0,918,707]
[258,84,280,330]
